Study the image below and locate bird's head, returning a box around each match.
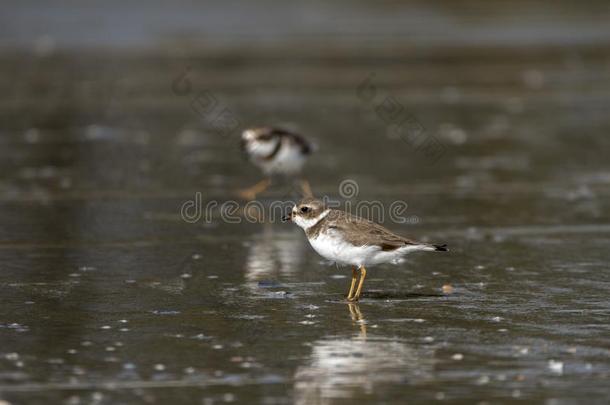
[282,198,328,229]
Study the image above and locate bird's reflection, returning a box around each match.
[294,304,434,404]
[347,303,367,337]
[243,225,307,291]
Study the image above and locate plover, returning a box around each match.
[283,198,448,301]
[239,127,313,200]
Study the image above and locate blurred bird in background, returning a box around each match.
[239,127,314,200]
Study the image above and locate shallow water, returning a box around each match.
[2,1,610,404]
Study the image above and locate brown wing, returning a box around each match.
[327,211,421,251]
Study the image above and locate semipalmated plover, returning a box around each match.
[283,198,448,301]
[239,127,313,200]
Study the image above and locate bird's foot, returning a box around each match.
[300,179,313,197]
[236,188,258,201]
[236,179,271,201]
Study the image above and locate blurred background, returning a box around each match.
[1,1,610,404]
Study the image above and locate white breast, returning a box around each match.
[246,138,277,157]
[309,231,378,267]
[309,230,432,267]
[258,141,307,176]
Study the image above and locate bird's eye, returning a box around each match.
[300,206,309,213]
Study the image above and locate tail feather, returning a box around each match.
[433,243,448,252]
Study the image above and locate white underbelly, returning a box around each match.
[258,146,306,176]
[309,233,430,267]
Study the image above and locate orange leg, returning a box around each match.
[300,179,313,197]
[348,266,367,302]
[346,266,358,299]
[237,178,271,200]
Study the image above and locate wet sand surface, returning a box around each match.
[1,1,610,404]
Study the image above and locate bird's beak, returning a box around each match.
[281,212,292,222]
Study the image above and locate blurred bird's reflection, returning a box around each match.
[244,226,307,287]
[294,304,434,404]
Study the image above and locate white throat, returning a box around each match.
[248,138,280,158]
[294,209,330,230]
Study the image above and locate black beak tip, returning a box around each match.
[281,214,291,222]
